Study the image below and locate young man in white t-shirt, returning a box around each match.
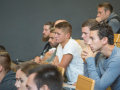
[53,22,84,84]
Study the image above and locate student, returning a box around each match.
[0,51,17,90]
[33,22,54,63]
[26,64,63,90]
[53,22,84,84]
[96,3,120,33]
[81,22,120,90]
[15,61,40,90]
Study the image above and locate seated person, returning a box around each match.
[81,22,120,90]
[0,51,17,90]
[26,64,63,90]
[31,22,54,63]
[96,3,120,33]
[34,20,67,64]
[53,22,84,84]
[15,61,40,90]
[15,61,35,88]
[34,27,59,63]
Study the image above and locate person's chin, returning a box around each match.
[17,88,19,90]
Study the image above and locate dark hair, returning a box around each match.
[55,22,72,36]
[0,45,5,51]
[28,64,63,90]
[0,51,11,72]
[90,22,114,45]
[44,22,54,29]
[82,19,98,28]
[98,3,113,13]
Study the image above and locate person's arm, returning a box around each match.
[58,54,73,69]
[86,57,120,90]
[83,47,120,90]
[108,19,120,33]
[42,50,54,61]
[45,50,57,63]
[52,54,73,70]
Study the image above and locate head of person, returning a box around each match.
[87,22,114,52]
[42,22,55,42]
[48,27,59,48]
[97,3,113,21]
[0,45,6,51]
[81,19,98,44]
[55,22,72,44]
[26,64,63,90]
[54,20,67,27]
[15,61,39,89]
[0,51,11,82]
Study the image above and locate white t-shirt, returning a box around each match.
[56,38,84,84]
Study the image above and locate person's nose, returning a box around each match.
[81,33,85,38]
[87,39,92,45]
[15,80,21,88]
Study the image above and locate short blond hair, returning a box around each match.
[50,27,55,33]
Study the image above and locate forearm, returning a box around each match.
[86,57,120,90]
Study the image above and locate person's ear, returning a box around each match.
[0,65,3,72]
[106,10,110,16]
[102,37,108,44]
[66,33,70,39]
[39,85,49,90]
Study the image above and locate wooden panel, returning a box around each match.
[57,66,65,76]
[106,87,111,90]
[76,75,95,90]
[75,39,88,49]
[114,34,120,48]
[114,34,120,42]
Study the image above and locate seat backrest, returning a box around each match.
[75,39,88,49]
[106,87,112,90]
[75,75,95,90]
[57,66,65,76]
[114,34,120,47]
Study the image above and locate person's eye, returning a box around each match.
[20,79,24,83]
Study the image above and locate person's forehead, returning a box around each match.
[43,25,50,29]
[16,69,21,78]
[98,7,105,11]
[90,30,98,37]
[82,27,90,32]
[27,73,36,83]
[20,71,26,77]
[50,33,55,36]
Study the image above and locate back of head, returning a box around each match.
[0,51,11,73]
[98,3,113,13]
[29,64,63,90]
[82,19,98,29]
[55,22,72,36]
[90,22,114,45]
[44,22,55,29]
[0,45,6,51]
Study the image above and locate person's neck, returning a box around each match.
[60,39,70,48]
[0,72,6,83]
[100,44,115,58]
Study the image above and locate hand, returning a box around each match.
[81,47,94,60]
[52,56,59,66]
[34,56,42,63]
[96,17,102,22]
